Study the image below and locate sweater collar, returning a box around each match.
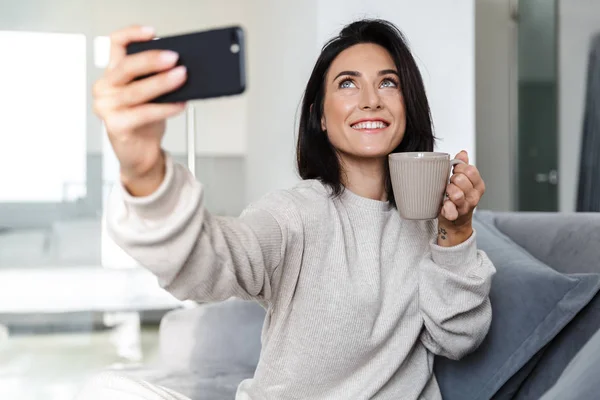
[339,186,392,212]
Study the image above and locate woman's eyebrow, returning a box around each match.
[378,69,399,77]
[332,69,399,82]
[333,70,360,81]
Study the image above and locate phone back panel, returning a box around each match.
[126,26,246,103]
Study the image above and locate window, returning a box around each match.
[0,31,87,202]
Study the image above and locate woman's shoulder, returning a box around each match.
[244,179,332,219]
[289,179,331,201]
[236,180,331,241]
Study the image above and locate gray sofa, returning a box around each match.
[121,211,600,400]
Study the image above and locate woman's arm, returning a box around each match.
[418,226,496,360]
[417,150,495,360]
[105,154,291,303]
[92,26,289,303]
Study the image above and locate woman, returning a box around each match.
[81,19,495,400]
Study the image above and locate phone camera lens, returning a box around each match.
[230,43,240,54]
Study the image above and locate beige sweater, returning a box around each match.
[106,154,496,400]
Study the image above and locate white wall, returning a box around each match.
[558,0,600,211]
[244,0,318,203]
[317,0,476,162]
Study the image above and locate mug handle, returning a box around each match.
[450,158,466,167]
[448,158,466,182]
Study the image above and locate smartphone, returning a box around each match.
[126,26,246,103]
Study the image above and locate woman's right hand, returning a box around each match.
[93,25,188,196]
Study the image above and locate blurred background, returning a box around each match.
[0,0,598,399]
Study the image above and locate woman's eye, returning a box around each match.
[381,78,398,88]
[339,79,356,89]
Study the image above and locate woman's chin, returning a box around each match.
[349,138,401,159]
[347,147,392,160]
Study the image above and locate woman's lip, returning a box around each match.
[350,118,390,125]
[350,125,389,133]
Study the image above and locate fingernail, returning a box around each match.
[141,26,155,35]
[169,65,187,79]
[161,50,179,64]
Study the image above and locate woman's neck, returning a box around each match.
[339,155,387,202]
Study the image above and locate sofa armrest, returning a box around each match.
[490,212,600,274]
[158,298,265,374]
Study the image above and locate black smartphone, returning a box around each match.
[126,26,246,103]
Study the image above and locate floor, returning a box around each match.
[0,324,160,400]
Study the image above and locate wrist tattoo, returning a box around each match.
[438,227,447,240]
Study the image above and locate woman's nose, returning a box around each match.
[359,86,383,110]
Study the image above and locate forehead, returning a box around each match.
[328,43,396,76]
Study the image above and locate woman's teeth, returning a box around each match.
[351,121,389,130]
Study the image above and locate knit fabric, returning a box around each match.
[105,154,496,400]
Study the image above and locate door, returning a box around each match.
[515,0,559,211]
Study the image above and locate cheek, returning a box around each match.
[382,92,405,115]
[323,94,357,130]
[386,94,407,132]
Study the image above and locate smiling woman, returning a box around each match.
[297,22,435,205]
[323,46,406,158]
[84,18,495,400]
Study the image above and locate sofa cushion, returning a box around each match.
[115,367,253,400]
[513,289,600,399]
[490,347,548,400]
[159,298,266,374]
[539,326,600,400]
[434,211,600,400]
[492,212,600,275]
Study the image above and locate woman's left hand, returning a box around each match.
[437,150,486,244]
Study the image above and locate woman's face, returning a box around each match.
[321,43,406,162]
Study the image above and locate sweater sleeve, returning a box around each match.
[418,225,496,360]
[105,154,291,303]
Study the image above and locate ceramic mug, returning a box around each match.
[389,152,465,220]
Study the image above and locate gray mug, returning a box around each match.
[389,152,465,220]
